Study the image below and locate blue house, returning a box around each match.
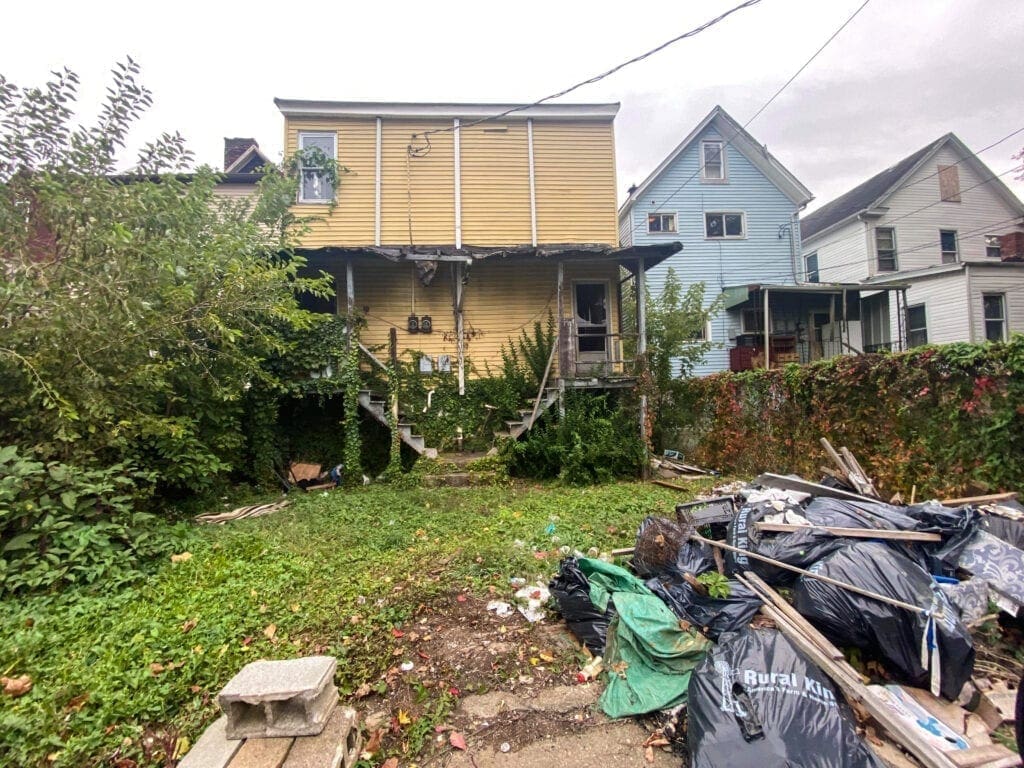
[619,106,849,375]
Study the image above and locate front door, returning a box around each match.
[574,282,610,368]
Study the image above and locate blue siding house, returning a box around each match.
[619,106,821,375]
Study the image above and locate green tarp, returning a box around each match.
[578,558,710,718]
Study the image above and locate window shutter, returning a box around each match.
[938,164,961,202]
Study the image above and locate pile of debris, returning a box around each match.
[549,449,1024,768]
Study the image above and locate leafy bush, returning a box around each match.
[505,392,645,484]
[674,336,1024,496]
[0,446,182,594]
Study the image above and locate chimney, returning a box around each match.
[224,138,257,170]
[1000,231,1024,262]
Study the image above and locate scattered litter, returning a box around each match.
[1,675,32,698]
[576,655,603,683]
[170,551,193,563]
[646,574,761,641]
[399,661,414,672]
[485,600,514,619]
[499,741,511,753]
[869,684,969,752]
[513,583,550,623]
[549,557,615,653]
[195,500,289,524]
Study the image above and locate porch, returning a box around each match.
[720,282,911,371]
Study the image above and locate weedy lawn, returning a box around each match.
[0,480,709,767]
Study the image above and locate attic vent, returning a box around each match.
[482,126,509,133]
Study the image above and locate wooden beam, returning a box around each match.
[753,523,941,542]
[940,492,1018,506]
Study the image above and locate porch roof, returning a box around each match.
[721,281,911,310]
[296,241,682,273]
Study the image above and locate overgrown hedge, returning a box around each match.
[671,337,1024,497]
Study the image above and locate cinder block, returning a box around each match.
[282,707,361,768]
[178,716,243,768]
[219,656,338,739]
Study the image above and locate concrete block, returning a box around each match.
[220,657,338,739]
[178,716,242,768]
[227,737,294,768]
[282,707,361,768]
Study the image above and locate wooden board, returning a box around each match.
[941,493,1018,506]
[947,745,1022,768]
[755,473,882,504]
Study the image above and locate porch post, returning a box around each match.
[345,259,355,349]
[454,262,466,395]
[763,288,770,369]
[556,261,566,418]
[636,257,648,472]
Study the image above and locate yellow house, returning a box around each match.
[274,99,679,448]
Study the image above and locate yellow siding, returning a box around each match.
[459,121,532,246]
[380,120,455,245]
[533,122,618,245]
[286,119,377,246]
[345,257,623,376]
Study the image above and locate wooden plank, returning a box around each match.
[757,604,957,768]
[975,688,1017,731]
[840,447,880,498]
[948,745,1021,768]
[651,478,702,491]
[940,492,1018,506]
[739,572,846,661]
[903,687,992,745]
[753,523,942,542]
[755,473,882,504]
[820,437,849,476]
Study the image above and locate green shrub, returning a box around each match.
[0,446,184,595]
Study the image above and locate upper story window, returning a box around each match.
[701,140,726,181]
[298,132,337,203]
[983,293,1007,341]
[875,227,897,272]
[907,304,928,347]
[705,212,745,239]
[986,235,1002,258]
[805,251,820,283]
[937,164,961,202]
[647,213,677,233]
[940,230,959,264]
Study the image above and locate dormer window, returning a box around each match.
[298,132,337,203]
[701,140,725,181]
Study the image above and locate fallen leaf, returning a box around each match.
[456,595,467,603]
[263,624,277,640]
[364,727,384,754]
[353,682,372,699]
[149,663,165,675]
[397,709,411,725]
[290,603,300,613]
[391,628,405,638]
[172,736,191,760]
[181,618,198,634]
[381,759,399,768]
[189,685,202,694]
[170,552,192,563]
[241,636,253,647]
[644,745,655,763]
[416,650,431,661]
[434,724,451,733]
[449,686,461,697]
[66,692,89,712]
[538,651,555,663]
[1,675,32,697]
[449,731,467,751]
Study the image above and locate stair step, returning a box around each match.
[505,420,524,429]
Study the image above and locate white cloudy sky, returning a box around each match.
[3,0,1022,212]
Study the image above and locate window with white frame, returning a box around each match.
[701,140,725,181]
[875,227,897,271]
[647,213,677,233]
[705,212,745,239]
[907,304,928,347]
[686,319,712,343]
[983,293,1007,342]
[298,132,336,203]
[741,308,766,333]
[939,230,959,264]
[805,251,820,283]
[985,235,1002,259]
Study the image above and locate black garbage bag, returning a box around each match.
[687,627,884,768]
[645,575,761,641]
[792,541,974,700]
[804,497,922,530]
[633,516,715,578]
[901,502,982,571]
[549,557,616,654]
[725,503,849,585]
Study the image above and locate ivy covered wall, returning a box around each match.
[673,337,1024,497]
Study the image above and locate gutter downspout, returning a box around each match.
[965,264,975,341]
[763,288,770,370]
[791,202,809,283]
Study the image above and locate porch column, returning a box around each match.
[556,261,565,418]
[345,259,355,349]
[453,262,466,395]
[636,257,648,472]
[763,288,770,369]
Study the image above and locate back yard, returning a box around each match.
[0,481,708,767]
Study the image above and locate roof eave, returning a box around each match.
[274,99,620,121]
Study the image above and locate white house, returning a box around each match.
[800,134,1024,350]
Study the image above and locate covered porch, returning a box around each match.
[720,282,911,371]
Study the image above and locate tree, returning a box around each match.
[0,60,334,498]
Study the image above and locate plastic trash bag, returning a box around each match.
[792,541,974,700]
[549,557,615,653]
[803,497,920,530]
[687,627,884,768]
[645,575,761,641]
[633,516,715,578]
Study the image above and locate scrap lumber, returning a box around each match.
[755,472,882,504]
[819,438,880,498]
[940,492,1018,506]
[974,683,1017,731]
[947,746,1022,768]
[651,478,704,491]
[753,523,942,542]
[735,574,958,768]
[742,572,845,662]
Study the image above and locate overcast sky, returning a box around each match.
[3,0,1022,212]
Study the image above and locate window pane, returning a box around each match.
[986,235,1002,258]
[703,142,723,178]
[301,169,333,200]
[725,214,743,236]
[983,294,1004,320]
[301,135,335,156]
[805,252,819,282]
[705,214,723,237]
[985,320,1004,342]
[876,228,894,249]
[940,231,957,251]
[648,214,661,232]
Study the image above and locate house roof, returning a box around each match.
[274,99,619,121]
[618,105,813,220]
[225,144,271,174]
[800,133,1024,243]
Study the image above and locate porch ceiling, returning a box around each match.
[721,281,910,310]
